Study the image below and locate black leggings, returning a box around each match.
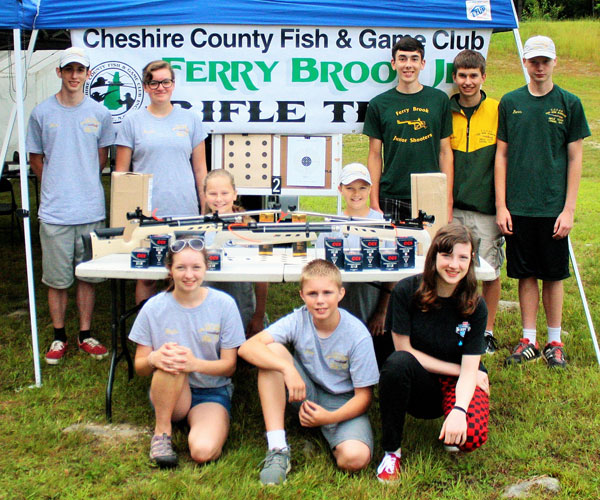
[379,350,489,452]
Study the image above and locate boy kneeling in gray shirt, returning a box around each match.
[239,259,379,485]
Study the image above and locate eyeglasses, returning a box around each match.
[147,78,174,90]
[170,238,205,253]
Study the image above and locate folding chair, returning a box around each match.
[0,176,22,242]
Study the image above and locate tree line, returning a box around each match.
[513,0,599,20]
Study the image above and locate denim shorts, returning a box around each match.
[190,384,233,416]
[150,383,233,418]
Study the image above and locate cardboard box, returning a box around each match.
[110,172,153,228]
[411,172,448,243]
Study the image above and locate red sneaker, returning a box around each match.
[78,337,108,360]
[376,452,401,483]
[543,341,568,368]
[504,338,540,366]
[46,340,67,365]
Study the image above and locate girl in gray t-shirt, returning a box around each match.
[129,239,245,468]
[115,60,208,306]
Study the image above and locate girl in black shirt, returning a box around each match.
[376,223,490,482]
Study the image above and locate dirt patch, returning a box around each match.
[63,423,149,441]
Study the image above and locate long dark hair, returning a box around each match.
[414,223,479,316]
[164,238,208,293]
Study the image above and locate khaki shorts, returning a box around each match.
[40,220,105,288]
[453,208,504,279]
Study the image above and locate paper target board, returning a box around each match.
[222,134,272,188]
[212,133,341,196]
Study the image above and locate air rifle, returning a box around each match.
[82,209,434,261]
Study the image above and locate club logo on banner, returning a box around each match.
[73,25,492,133]
[83,61,144,124]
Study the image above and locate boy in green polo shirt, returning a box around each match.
[450,49,502,354]
[495,36,591,368]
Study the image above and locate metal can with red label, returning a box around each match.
[206,249,222,271]
[149,234,171,267]
[324,237,344,269]
[344,251,363,272]
[380,249,399,271]
[396,236,416,269]
[131,247,150,269]
[360,237,380,269]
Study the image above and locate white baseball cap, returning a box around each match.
[59,47,90,68]
[339,163,372,185]
[523,36,556,60]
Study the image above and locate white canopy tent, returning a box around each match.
[8,1,595,389]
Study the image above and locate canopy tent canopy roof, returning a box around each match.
[3,0,517,30]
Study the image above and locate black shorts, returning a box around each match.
[505,215,570,281]
[381,197,412,222]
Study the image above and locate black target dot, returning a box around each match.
[245,152,251,157]
[228,140,234,146]
[245,140,251,146]
[228,163,234,168]
[245,174,251,180]
[245,163,251,168]
[262,140,267,146]
[262,163,267,168]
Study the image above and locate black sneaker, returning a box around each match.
[504,338,540,366]
[542,341,568,368]
[484,332,498,355]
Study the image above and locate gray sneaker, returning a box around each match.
[149,433,178,468]
[260,447,291,485]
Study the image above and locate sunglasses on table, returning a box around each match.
[169,238,205,253]
[146,78,174,89]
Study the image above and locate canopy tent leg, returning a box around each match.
[568,238,600,366]
[0,30,38,177]
[13,28,42,387]
[508,0,529,85]
[512,28,530,84]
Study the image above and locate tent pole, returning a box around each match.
[512,28,530,84]
[13,28,42,387]
[568,238,600,365]
[0,30,38,179]
[508,0,529,85]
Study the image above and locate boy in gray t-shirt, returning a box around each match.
[239,260,379,486]
[26,47,115,366]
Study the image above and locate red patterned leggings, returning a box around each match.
[439,376,489,452]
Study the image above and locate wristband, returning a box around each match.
[452,405,467,414]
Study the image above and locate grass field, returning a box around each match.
[1,20,600,500]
